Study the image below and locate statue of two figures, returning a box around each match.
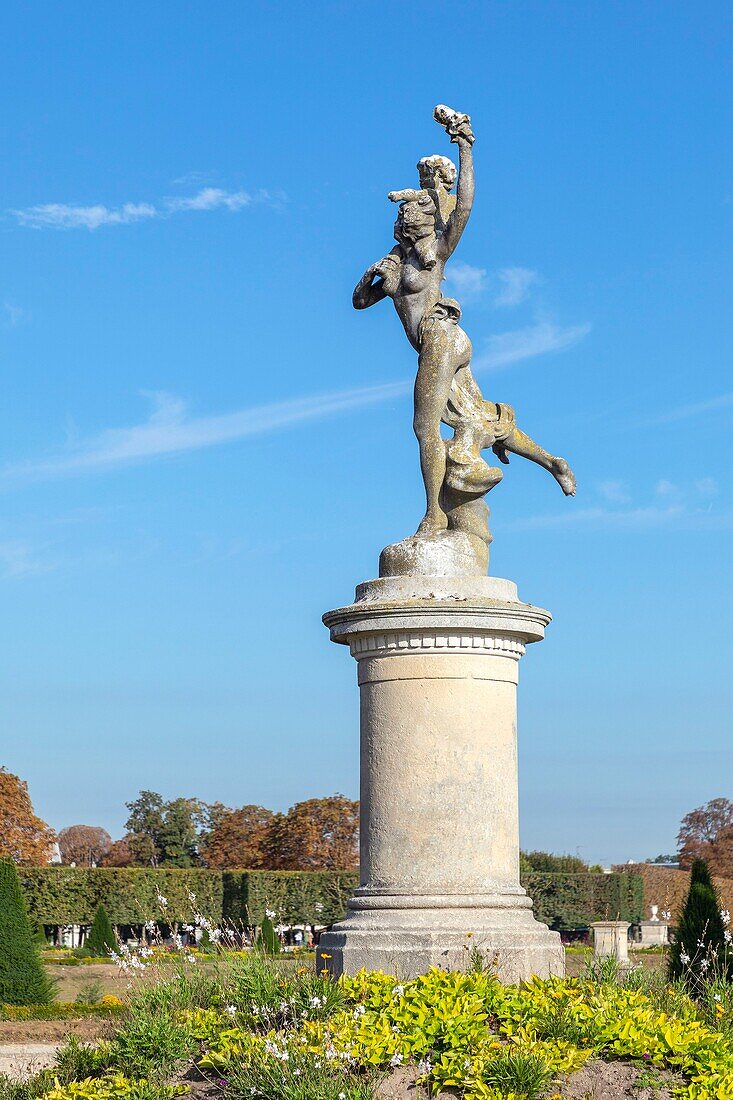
[354,106,576,576]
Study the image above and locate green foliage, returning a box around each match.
[108,1007,196,1080]
[17,867,223,925]
[225,1043,378,1100]
[524,871,644,929]
[480,1047,555,1099]
[15,867,644,933]
[75,978,105,1005]
[0,1002,123,1021]
[125,791,200,868]
[0,860,54,1005]
[691,858,716,890]
[668,871,730,988]
[256,915,280,954]
[85,904,117,957]
[41,1076,188,1100]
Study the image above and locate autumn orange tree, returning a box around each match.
[678,797,733,877]
[0,768,55,865]
[264,795,359,871]
[200,805,275,868]
[58,825,112,867]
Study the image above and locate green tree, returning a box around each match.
[85,903,116,956]
[668,859,730,989]
[124,791,201,867]
[0,859,53,1004]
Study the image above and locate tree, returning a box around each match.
[101,836,136,867]
[200,805,275,868]
[124,791,201,867]
[668,859,730,989]
[264,795,359,871]
[0,768,55,865]
[85,903,116,956]
[0,859,53,1004]
[678,798,733,877]
[58,825,112,867]
[520,851,591,874]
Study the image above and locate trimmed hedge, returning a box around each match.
[18,867,223,925]
[525,872,644,929]
[17,867,643,931]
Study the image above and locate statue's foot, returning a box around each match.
[552,457,576,496]
[416,510,449,537]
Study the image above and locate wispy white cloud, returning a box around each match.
[166,187,252,213]
[637,391,733,428]
[505,477,726,533]
[0,315,588,487]
[0,540,52,578]
[2,302,26,328]
[445,261,488,297]
[9,187,276,231]
[598,479,631,505]
[494,267,538,307]
[12,202,158,231]
[0,383,411,487]
[473,320,591,372]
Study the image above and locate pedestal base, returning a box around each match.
[320,571,564,984]
[317,893,564,982]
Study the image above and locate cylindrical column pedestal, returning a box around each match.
[317,573,564,982]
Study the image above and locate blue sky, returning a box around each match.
[1,2,731,866]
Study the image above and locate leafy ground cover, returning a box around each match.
[1,949,733,1100]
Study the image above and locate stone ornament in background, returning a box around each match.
[353,104,576,577]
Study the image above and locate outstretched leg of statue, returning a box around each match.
[495,428,576,496]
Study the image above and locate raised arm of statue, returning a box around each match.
[433,105,475,258]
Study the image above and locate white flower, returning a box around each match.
[680,951,691,965]
[225,1005,237,1018]
[309,995,323,1008]
[156,893,168,908]
[339,1094,346,1099]
[390,1052,403,1068]
[353,1004,366,1018]
[392,984,405,998]
[715,994,722,1002]
[725,930,732,945]
[265,908,276,920]
[418,1057,432,1075]
[722,910,731,927]
[699,958,710,972]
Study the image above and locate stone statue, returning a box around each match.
[353,105,576,573]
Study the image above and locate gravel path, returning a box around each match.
[0,1043,59,1079]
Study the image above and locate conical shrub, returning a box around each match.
[0,859,53,1004]
[256,915,280,955]
[669,859,730,989]
[85,903,116,957]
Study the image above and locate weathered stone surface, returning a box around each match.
[318,578,563,982]
[353,104,575,551]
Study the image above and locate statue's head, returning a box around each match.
[417,155,457,191]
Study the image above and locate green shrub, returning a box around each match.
[482,1047,555,1100]
[85,904,116,957]
[74,978,105,1005]
[108,1007,196,1079]
[256,915,280,955]
[668,866,730,990]
[0,860,54,1005]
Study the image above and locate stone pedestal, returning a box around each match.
[592,921,630,965]
[638,921,669,947]
[317,569,564,982]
